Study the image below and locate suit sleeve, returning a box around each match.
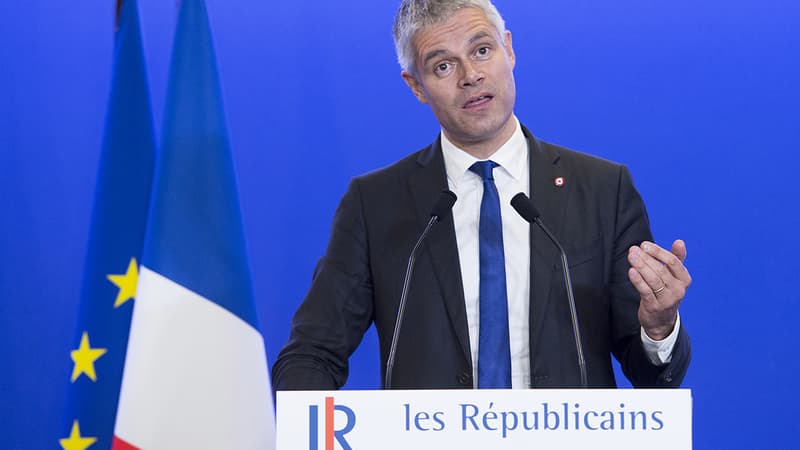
[610,166,691,387]
[271,178,375,390]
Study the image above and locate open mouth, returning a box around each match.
[463,95,493,108]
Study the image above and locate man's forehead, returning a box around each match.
[412,10,501,62]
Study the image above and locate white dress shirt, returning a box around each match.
[439,117,678,388]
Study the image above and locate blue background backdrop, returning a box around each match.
[2,0,798,448]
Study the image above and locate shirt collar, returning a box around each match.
[441,117,526,188]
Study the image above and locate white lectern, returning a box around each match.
[277,389,692,449]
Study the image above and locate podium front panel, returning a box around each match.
[277,389,692,449]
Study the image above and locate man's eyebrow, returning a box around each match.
[420,31,495,67]
[422,49,448,67]
[468,31,493,45]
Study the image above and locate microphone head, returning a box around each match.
[510,192,540,223]
[431,190,457,221]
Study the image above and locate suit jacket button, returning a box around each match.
[458,372,471,385]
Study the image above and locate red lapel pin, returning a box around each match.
[554,176,565,187]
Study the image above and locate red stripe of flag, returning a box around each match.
[111,435,141,450]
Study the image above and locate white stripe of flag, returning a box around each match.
[114,267,274,449]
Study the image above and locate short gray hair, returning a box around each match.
[392,0,507,73]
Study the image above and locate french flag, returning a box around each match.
[112,0,275,448]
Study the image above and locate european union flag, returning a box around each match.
[60,0,155,448]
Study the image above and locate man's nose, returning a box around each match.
[459,61,485,87]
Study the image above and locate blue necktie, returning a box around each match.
[470,160,511,389]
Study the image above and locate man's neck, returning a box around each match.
[442,117,519,160]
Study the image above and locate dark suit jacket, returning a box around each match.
[272,126,690,390]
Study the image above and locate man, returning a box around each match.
[272,0,691,390]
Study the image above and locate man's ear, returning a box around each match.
[401,71,428,104]
[504,30,516,70]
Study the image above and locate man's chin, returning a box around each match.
[452,121,508,142]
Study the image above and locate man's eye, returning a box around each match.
[435,63,451,73]
[477,47,491,57]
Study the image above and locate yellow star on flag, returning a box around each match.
[59,420,97,450]
[107,257,138,307]
[70,332,107,382]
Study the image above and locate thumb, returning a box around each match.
[671,239,687,263]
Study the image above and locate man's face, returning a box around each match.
[402,7,516,156]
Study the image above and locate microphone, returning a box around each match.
[385,190,457,389]
[510,193,588,388]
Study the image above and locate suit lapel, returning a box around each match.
[524,127,572,362]
[408,137,472,364]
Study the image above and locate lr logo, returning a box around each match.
[309,396,356,450]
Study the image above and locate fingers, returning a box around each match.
[636,241,692,288]
[627,246,668,298]
[627,266,657,302]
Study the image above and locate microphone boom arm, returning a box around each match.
[385,215,437,389]
[510,193,588,388]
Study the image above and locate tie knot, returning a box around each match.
[469,160,499,181]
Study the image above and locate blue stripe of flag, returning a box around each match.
[141,0,258,329]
